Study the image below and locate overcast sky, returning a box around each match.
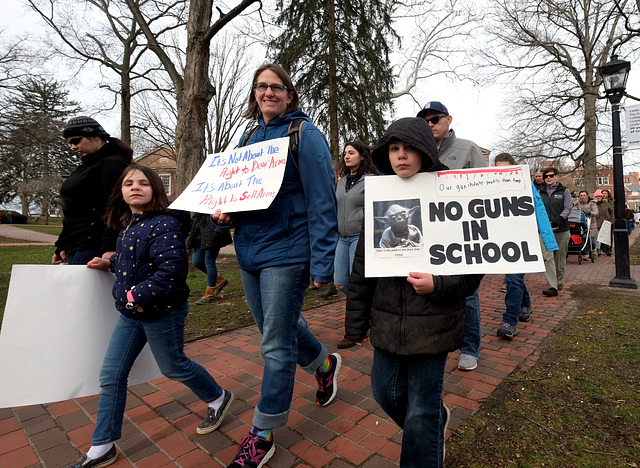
[3,1,639,166]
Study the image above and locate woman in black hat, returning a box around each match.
[53,116,133,265]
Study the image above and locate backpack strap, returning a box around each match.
[241,125,260,148]
[287,118,306,172]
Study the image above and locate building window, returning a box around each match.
[573,178,584,187]
[159,157,169,163]
[597,177,610,185]
[159,174,171,196]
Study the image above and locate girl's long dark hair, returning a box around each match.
[335,140,379,178]
[105,164,169,229]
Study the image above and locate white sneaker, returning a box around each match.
[458,354,478,371]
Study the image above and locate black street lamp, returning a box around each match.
[597,55,637,289]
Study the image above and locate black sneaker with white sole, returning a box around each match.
[65,445,117,468]
[197,390,234,434]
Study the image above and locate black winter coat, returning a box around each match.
[55,142,129,256]
[345,226,483,355]
[187,213,232,251]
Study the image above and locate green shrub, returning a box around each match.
[0,210,27,224]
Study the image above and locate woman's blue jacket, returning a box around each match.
[232,109,338,283]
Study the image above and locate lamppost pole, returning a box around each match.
[608,94,637,288]
[598,54,637,289]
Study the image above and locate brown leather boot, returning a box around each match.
[214,274,228,297]
[195,286,216,304]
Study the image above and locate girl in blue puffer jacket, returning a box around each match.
[69,165,232,468]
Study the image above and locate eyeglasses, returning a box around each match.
[544,174,556,179]
[253,82,289,93]
[68,136,84,146]
[424,115,447,125]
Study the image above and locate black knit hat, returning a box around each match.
[62,116,110,139]
[372,118,444,175]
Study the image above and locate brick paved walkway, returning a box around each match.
[1,230,639,467]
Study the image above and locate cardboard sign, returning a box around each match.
[626,104,640,150]
[170,138,289,214]
[364,165,544,276]
[597,220,612,246]
[0,265,162,408]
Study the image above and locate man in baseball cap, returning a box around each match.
[417,100,486,372]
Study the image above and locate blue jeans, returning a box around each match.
[460,290,481,358]
[333,235,359,290]
[503,274,530,325]
[241,263,327,429]
[372,348,448,468]
[92,302,222,444]
[192,245,220,287]
[67,250,101,265]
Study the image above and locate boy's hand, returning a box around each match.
[407,272,435,295]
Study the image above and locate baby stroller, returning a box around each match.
[567,207,594,264]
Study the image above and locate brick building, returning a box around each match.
[134,145,177,199]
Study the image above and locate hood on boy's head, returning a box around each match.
[372,117,443,175]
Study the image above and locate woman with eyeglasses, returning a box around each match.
[53,116,132,265]
[211,63,339,468]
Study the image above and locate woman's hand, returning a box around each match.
[211,209,231,226]
[52,251,67,264]
[407,272,435,295]
[87,257,110,270]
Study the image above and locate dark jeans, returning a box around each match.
[503,274,530,325]
[92,302,222,444]
[67,250,101,265]
[372,348,448,468]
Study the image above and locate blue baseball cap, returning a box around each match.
[416,101,449,118]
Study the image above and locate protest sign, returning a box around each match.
[364,165,544,277]
[597,220,612,246]
[169,138,289,214]
[0,265,161,408]
[626,104,640,150]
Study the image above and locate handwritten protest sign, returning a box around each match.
[365,165,544,276]
[626,104,640,150]
[170,137,289,214]
[0,266,161,408]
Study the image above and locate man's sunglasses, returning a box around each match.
[544,174,556,179]
[68,136,84,146]
[424,115,447,124]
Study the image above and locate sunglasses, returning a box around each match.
[544,174,556,179]
[424,115,447,125]
[68,136,84,146]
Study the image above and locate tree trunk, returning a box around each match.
[326,0,339,159]
[583,85,598,193]
[121,42,132,145]
[174,0,215,193]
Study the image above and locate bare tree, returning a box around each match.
[125,0,260,191]
[390,0,479,103]
[480,0,640,193]
[131,30,253,159]
[0,32,34,93]
[28,0,188,144]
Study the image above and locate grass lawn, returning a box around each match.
[446,283,640,467]
[13,225,63,236]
